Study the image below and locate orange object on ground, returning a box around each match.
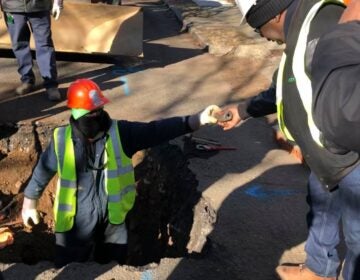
[273,128,304,163]
[0,227,14,249]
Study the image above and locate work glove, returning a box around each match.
[188,105,221,131]
[52,0,63,21]
[199,105,221,125]
[22,197,40,228]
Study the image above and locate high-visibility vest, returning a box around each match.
[276,0,345,147]
[53,120,136,232]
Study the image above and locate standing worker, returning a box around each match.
[21,78,221,267]
[218,0,360,279]
[0,0,63,101]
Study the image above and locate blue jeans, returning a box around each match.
[305,164,360,280]
[5,11,58,88]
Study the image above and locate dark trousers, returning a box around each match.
[5,11,58,88]
[54,222,128,268]
[54,243,128,268]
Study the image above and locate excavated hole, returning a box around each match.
[0,124,18,140]
[0,124,216,266]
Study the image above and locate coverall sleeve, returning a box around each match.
[245,70,277,118]
[118,116,193,158]
[24,137,58,199]
[312,21,360,152]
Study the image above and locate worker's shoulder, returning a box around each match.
[314,21,360,70]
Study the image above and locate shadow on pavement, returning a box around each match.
[165,119,310,279]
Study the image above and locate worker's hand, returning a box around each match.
[52,0,63,20]
[22,197,40,228]
[187,105,221,130]
[217,104,245,131]
[199,105,221,125]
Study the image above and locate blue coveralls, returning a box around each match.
[4,11,58,88]
[24,117,192,267]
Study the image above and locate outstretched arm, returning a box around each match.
[218,81,277,130]
[118,105,221,157]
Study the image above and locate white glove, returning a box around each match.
[199,105,221,125]
[52,0,63,20]
[22,197,40,228]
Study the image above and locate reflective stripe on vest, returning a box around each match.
[53,121,136,232]
[276,0,344,146]
[53,126,77,232]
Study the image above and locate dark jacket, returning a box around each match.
[243,0,359,188]
[312,21,360,153]
[1,0,52,13]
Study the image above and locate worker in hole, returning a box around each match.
[21,78,221,267]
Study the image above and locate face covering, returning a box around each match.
[75,109,108,139]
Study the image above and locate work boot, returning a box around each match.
[46,87,61,101]
[15,83,34,95]
[276,264,336,280]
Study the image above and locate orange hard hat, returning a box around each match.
[67,79,109,111]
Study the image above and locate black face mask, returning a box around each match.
[76,109,108,139]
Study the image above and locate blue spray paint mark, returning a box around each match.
[140,270,153,280]
[120,76,130,96]
[244,184,302,200]
[111,66,143,96]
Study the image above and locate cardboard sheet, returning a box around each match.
[0,2,143,56]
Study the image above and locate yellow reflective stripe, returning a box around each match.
[108,185,136,202]
[276,53,295,142]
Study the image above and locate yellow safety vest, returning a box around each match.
[53,120,136,232]
[276,0,345,146]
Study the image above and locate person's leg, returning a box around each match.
[304,172,341,277]
[5,12,35,92]
[27,11,60,100]
[54,242,93,268]
[276,172,340,279]
[54,223,95,268]
[338,165,360,280]
[94,223,128,264]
